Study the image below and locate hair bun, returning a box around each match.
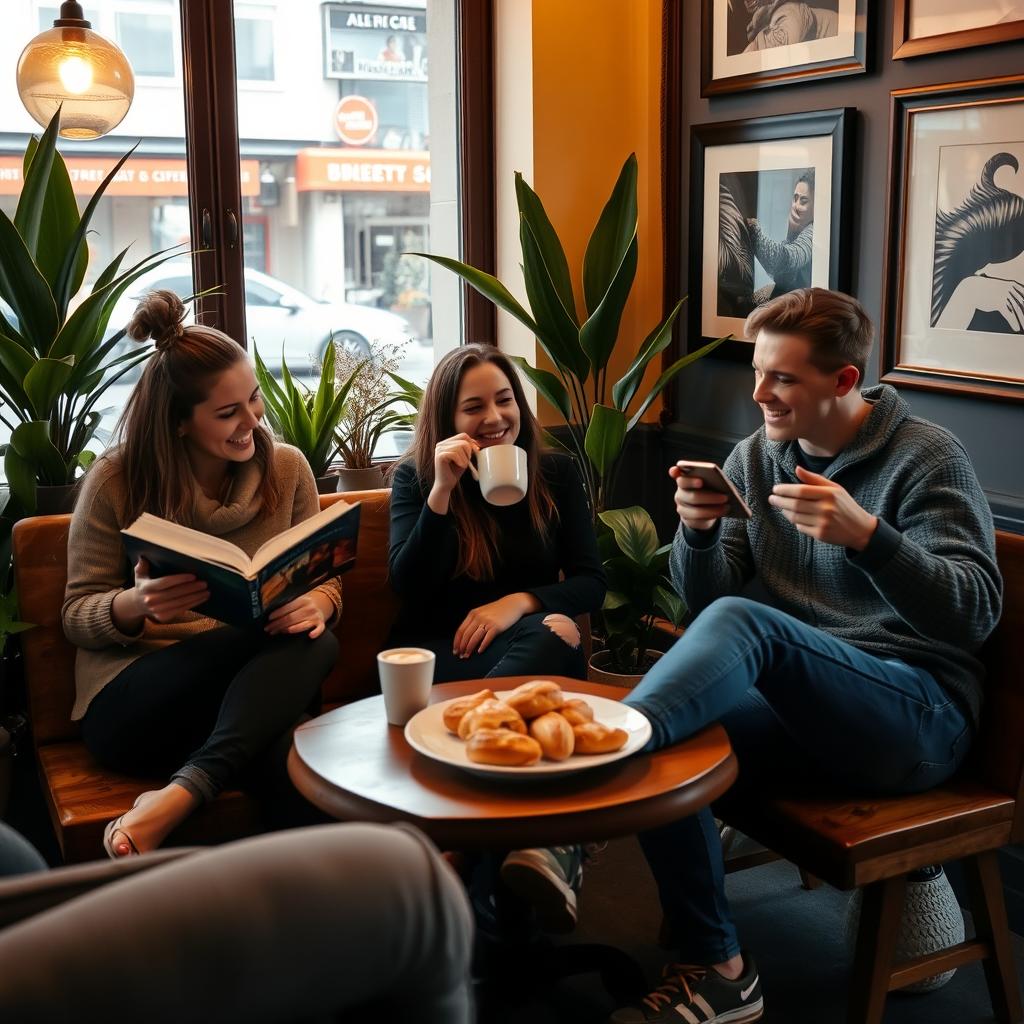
[125,289,187,352]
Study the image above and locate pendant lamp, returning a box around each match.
[17,2,135,140]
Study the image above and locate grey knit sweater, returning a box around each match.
[672,384,1002,729]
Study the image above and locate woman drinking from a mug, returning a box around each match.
[388,343,605,684]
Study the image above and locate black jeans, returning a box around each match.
[82,626,338,807]
[395,611,586,684]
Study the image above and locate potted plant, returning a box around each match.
[0,108,183,516]
[588,505,686,684]
[253,342,361,493]
[414,153,725,518]
[333,339,419,491]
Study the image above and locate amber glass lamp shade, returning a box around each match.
[17,20,135,140]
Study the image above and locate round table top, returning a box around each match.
[289,676,737,849]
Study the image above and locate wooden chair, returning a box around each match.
[719,529,1024,1023]
[11,488,400,863]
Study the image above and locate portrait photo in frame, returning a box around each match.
[893,1,1024,59]
[701,0,868,96]
[881,76,1024,402]
[686,108,855,361]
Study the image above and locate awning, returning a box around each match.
[294,148,430,192]
[0,157,260,197]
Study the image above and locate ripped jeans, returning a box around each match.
[623,596,972,965]
[397,612,586,684]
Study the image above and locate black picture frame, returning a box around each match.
[684,107,855,361]
[880,75,1024,403]
[700,0,868,97]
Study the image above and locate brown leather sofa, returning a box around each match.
[11,488,398,864]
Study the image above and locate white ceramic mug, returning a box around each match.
[467,445,528,506]
[377,648,435,726]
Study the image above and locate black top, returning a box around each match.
[388,452,606,634]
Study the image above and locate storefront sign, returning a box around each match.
[0,157,260,197]
[295,148,430,192]
[322,2,428,82]
[334,96,379,146]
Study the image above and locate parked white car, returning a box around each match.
[108,263,418,375]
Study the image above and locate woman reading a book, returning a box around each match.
[63,291,343,858]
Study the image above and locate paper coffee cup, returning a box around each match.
[468,445,528,506]
[377,648,435,726]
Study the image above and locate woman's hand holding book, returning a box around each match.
[112,558,210,632]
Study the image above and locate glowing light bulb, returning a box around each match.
[17,4,134,139]
[58,54,93,95]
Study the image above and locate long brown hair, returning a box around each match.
[104,289,280,524]
[401,343,557,580]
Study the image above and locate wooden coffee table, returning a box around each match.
[288,676,737,849]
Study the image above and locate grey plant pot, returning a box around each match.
[337,465,386,492]
[315,472,339,495]
[844,867,966,992]
[35,483,78,515]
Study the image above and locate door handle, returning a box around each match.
[226,209,239,248]
[201,208,213,249]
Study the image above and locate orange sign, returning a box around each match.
[295,148,430,192]
[0,157,260,197]
[334,96,379,146]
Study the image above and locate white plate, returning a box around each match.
[404,690,652,779]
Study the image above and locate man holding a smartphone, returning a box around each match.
[610,288,1001,1024]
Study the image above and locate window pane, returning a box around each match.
[116,12,176,77]
[235,16,275,81]
[236,0,439,461]
[38,7,60,32]
[0,1,189,479]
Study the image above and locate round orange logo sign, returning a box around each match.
[334,96,379,146]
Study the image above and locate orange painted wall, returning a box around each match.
[530,0,664,426]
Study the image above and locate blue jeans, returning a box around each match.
[623,596,972,965]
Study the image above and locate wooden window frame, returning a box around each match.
[179,0,494,352]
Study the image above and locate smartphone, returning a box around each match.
[675,461,753,519]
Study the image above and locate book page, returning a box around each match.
[250,499,354,573]
[122,514,252,574]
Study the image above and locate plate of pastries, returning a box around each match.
[404,679,652,778]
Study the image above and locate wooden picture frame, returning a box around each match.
[880,76,1024,403]
[893,1,1024,59]
[683,108,855,362]
[700,0,868,96]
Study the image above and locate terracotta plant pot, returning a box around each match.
[336,465,386,492]
[588,648,662,688]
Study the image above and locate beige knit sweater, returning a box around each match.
[62,442,343,721]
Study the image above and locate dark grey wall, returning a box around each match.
[668,6,1024,533]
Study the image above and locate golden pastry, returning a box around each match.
[558,698,594,726]
[466,728,542,766]
[457,699,527,739]
[528,711,575,761]
[572,720,629,754]
[442,688,496,734]
[505,679,564,720]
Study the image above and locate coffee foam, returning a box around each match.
[379,649,431,664]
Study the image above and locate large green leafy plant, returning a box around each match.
[598,506,686,674]
[253,343,361,479]
[0,108,182,514]
[416,153,725,514]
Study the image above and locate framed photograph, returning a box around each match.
[701,0,868,96]
[893,1,1024,59]
[881,76,1024,403]
[686,108,854,361]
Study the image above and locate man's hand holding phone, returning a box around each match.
[670,461,752,530]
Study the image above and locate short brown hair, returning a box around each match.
[744,287,873,383]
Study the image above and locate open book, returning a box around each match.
[121,500,361,627]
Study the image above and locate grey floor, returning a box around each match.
[491,837,1024,1024]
